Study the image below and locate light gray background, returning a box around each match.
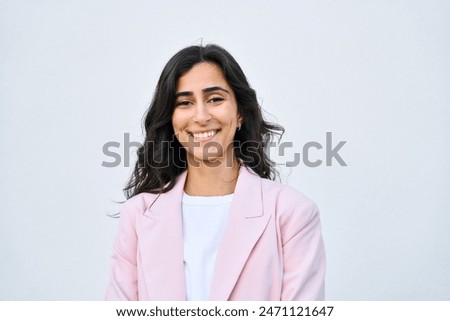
[1,0,449,300]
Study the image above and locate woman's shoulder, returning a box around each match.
[259,178,321,243]
[259,177,319,222]
[261,177,317,207]
[119,192,160,218]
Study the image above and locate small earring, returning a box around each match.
[237,123,241,131]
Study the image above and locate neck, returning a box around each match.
[184,157,241,196]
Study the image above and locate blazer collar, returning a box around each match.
[209,166,271,300]
[146,166,263,219]
[142,166,270,300]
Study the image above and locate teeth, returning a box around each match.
[192,130,217,139]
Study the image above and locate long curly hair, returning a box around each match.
[124,44,284,199]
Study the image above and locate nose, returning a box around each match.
[192,102,211,124]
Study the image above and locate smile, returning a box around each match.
[189,130,219,140]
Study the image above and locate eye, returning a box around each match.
[175,100,192,107]
[208,96,224,104]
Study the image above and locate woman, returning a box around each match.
[105,44,326,301]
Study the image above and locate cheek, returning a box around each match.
[217,107,238,125]
[171,111,185,131]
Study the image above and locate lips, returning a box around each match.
[189,129,219,140]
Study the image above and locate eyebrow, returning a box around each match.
[175,86,230,98]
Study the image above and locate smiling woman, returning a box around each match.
[105,44,326,301]
[172,62,243,195]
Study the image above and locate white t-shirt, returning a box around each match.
[181,192,233,301]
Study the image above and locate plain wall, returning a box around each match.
[1,0,449,300]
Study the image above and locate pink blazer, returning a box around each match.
[105,166,326,300]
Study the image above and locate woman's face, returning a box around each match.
[172,62,242,166]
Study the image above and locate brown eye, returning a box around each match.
[175,100,191,107]
[208,97,224,104]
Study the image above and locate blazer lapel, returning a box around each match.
[138,166,270,301]
[209,166,271,300]
[139,171,188,300]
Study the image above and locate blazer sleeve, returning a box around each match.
[105,201,139,300]
[281,200,326,301]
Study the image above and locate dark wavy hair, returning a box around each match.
[124,44,284,199]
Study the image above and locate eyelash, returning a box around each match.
[209,97,224,103]
[175,100,191,107]
[175,97,224,107]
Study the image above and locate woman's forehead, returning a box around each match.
[176,63,229,92]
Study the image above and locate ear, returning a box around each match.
[237,113,244,126]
